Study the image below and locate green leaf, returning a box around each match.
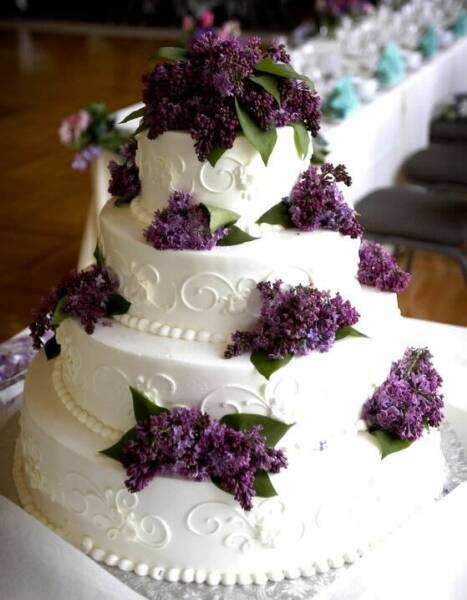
[290,121,310,159]
[234,98,277,166]
[130,386,168,423]
[256,201,292,228]
[133,121,148,136]
[335,326,367,341]
[217,225,258,246]
[207,146,227,167]
[249,74,281,104]
[253,470,278,497]
[93,243,104,266]
[220,413,293,446]
[250,350,292,380]
[370,429,412,459]
[44,336,61,360]
[114,195,134,207]
[99,427,137,462]
[151,46,188,61]
[254,57,315,91]
[202,203,240,233]
[50,296,69,327]
[105,293,131,316]
[119,107,145,124]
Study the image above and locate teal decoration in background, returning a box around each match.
[451,12,467,37]
[375,43,406,87]
[418,25,439,59]
[322,76,360,120]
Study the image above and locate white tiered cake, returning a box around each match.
[15,125,446,586]
[15,36,446,587]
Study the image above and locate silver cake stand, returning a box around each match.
[100,423,467,600]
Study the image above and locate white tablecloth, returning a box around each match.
[323,37,467,205]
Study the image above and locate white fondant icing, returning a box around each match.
[100,202,401,342]
[55,318,400,442]
[133,128,312,227]
[15,353,446,585]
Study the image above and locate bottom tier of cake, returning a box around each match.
[15,353,447,586]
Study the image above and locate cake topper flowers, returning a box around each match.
[358,240,410,293]
[101,387,291,511]
[30,254,130,360]
[225,280,365,378]
[257,163,362,239]
[362,347,444,457]
[121,32,320,165]
[59,102,130,170]
[144,191,257,250]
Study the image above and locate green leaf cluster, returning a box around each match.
[200,204,258,247]
[369,429,412,458]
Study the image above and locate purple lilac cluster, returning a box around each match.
[358,240,410,293]
[225,280,360,360]
[108,138,141,202]
[287,163,362,238]
[362,347,444,441]
[144,191,227,250]
[142,32,320,161]
[30,265,119,349]
[122,407,287,511]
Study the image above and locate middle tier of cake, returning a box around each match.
[99,202,400,343]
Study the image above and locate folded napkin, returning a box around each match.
[0,495,145,600]
[375,43,405,87]
[451,12,467,37]
[419,25,439,59]
[314,481,467,600]
[322,76,360,120]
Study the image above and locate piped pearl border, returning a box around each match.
[113,313,228,344]
[13,438,366,587]
[52,360,121,442]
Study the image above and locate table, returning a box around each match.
[323,37,467,205]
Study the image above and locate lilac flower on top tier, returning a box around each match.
[287,163,362,238]
[141,32,320,162]
[108,138,141,205]
[358,240,410,293]
[362,347,444,441]
[225,280,360,360]
[122,407,287,511]
[144,191,227,250]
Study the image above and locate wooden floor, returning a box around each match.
[0,28,466,341]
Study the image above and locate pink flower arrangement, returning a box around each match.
[58,110,90,146]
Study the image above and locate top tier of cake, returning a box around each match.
[131,127,312,227]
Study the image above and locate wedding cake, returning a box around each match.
[15,33,446,586]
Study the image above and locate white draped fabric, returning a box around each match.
[324,38,467,205]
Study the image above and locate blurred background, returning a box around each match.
[0,0,466,341]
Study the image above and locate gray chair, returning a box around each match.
[356,187,467,280]
[430,118,467,144]
[403,143,467,190]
